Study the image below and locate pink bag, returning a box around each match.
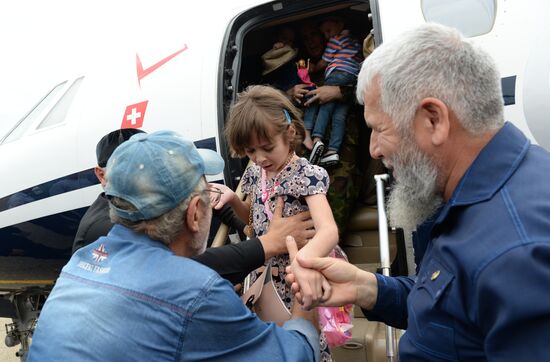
[318,247,354,348]
[319,304,354,347]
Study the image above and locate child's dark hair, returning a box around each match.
[225,85,305,158]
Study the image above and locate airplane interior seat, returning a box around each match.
[332,316,402,362]
[341,206,397,275]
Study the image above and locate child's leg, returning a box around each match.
[303,104,318,150]
[315,69,355,144]
[311,101,336,143]
[326,102,349,154]
[320,103,347,167]
[318,70,356,166]
[303,130,314,150]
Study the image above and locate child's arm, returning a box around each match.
[299,194,338,258]
[290,193,338,306]
[210,183,251,223]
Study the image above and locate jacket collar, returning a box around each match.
[109,224,171,251]
[414,122,530,265]
[436,122,530,224]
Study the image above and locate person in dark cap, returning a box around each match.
[30,130,319,361]
[95,128,146,168]
[72,128,145,253]
[72,128,314,286]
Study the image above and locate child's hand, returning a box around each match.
[290,254,331,309]
[208,183,235,210]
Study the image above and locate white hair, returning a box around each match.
[357,23,504,135]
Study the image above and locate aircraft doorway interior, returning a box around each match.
[221,0,374,188]
[221,2,406,361]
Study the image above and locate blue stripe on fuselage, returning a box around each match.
[0,169,98,213]
[0,137,218,259]
[0,137,218,213]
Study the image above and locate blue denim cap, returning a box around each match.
[105,130,224,221]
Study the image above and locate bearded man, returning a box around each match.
[286,23,550,361]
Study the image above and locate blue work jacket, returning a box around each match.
[29,225,319,361]
[364,123,550,361]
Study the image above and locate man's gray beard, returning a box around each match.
[386,144,443,232]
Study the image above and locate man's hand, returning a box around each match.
[285,237,378,310]
[304,85,342,106]
[287,84,311,104]
[259,197,315,259]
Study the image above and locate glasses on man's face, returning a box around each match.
[206,186,224,207]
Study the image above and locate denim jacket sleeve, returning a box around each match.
[180,274,318,361]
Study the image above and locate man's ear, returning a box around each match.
[94,167,107,187]
[185,196,201,233]
[417,97,450,146]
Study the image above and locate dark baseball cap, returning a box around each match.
[96,128,145,167]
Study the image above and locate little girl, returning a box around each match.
[214,85,339,361]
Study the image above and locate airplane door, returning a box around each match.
[369,0,424,44]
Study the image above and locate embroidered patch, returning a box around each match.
[77,261,111,274]
[92,244,108,263]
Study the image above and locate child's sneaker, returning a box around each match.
[309,141,325,165]
[319,152,339,167]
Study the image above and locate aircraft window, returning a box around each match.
[1,81,67,144]
[421,0,496,37]
[38,76,84,129]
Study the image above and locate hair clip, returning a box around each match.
[283,109,292,124]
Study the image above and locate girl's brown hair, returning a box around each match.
[225,85,305,157]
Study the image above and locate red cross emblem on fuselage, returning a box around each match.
[121,101,148,129]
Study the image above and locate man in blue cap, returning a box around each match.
[29,130,319,361]
[72,128,314,285]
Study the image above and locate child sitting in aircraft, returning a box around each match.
[213,85,341,360]
[303,17,362,167]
